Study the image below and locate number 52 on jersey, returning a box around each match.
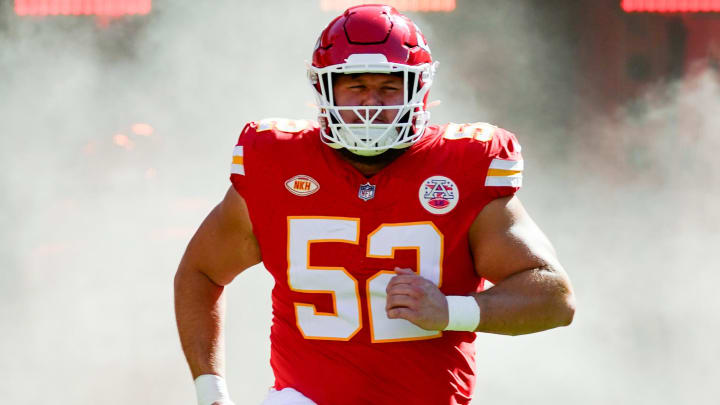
[287,217,444,343]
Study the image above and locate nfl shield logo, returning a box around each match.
[358,182,376,201]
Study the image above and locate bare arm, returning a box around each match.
[174,187,261,379]
[468,195,575,335]
[386,196,575,336]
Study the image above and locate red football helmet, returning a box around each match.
[309,4,437,156]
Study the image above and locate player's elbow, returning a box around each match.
[547,267,575,328]
[557,289,576,327]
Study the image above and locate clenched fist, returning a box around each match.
[385,267,449,331]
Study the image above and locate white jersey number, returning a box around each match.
[287,217,443,342]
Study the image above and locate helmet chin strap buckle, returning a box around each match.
[348,148,386,157]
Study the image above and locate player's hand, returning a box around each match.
[211,401,235,405]
[385,267,449,331]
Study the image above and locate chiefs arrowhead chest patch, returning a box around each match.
[419,175,459,214]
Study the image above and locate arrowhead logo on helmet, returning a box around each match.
[308,5,438,157]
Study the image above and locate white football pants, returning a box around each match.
[260,387,317,405]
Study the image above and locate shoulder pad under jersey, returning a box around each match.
[229,118,319,195]
[442,121,523,194]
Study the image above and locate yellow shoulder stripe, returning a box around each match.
[487,168,521,177]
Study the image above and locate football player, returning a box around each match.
[175,5,575,405]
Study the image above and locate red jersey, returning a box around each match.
[229,119,523,405]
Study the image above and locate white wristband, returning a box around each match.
[195,374,234,405]
[444,295,481,332]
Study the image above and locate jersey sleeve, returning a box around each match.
[465,125,523,210]
[229,118,318,197]
[482,127,523,198]
[229,121,258,197]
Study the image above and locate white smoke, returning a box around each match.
[0,1,326,403]
[1,1,718,404]
[421,5,720,404]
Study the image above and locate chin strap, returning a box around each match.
[335,126,402,156]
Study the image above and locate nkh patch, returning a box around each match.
[419,176,459,214]
[358,182,376,201]
[285,175,320,196]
